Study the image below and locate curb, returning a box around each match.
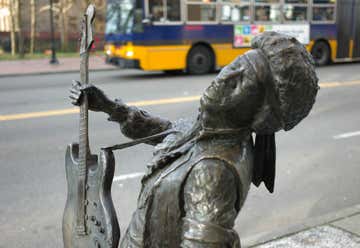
[243,204,360,247]
[0,67,118,78]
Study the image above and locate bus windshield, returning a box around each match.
[106,0,135,34]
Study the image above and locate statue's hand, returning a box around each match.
[69,80,114,113]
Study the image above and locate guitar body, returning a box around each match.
[63,143,120,248]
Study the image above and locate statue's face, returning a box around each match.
[200,55,265,128]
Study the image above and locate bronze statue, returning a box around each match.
[66,7,319,247]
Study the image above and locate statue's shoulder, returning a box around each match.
[191,137,254,200]
[193,136,254,167]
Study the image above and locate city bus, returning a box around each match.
[104,0,360,74]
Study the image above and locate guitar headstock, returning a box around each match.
[80,4,96,55]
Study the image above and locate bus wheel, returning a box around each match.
[311,41,330,66]
[187,45,213,75]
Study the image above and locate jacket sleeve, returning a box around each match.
[107,99,172,145]
[181,159,240,248]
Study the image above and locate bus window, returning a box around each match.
[285,0,308,3]
[221,1,250,22]
[106,0,135,34]
[167,0,181,21]
[222,0,250,2]
[133,9,144,32]
[255,0,280,3]
[149,0,181,22]
[255,5,281,22]
[284,5,308,21]
[312,6,335,22]
[150,0,165,21]
[187,2,217,22]
[313,0,336,3]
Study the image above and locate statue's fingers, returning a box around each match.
[69,95,77,102]
[70,88,81,95]
[69,86,80,96]
[69,95,78,104]
[72,80,81,87]
[70,92,81,102]
[73,83,82,91]
[71,82,78,89]
[71,99,79,105]
[70,98,81,106]
[69,91,79,97]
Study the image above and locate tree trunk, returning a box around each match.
[30,0,36,54]
[9,0,17,56]
[59,0,69,52]
[17,0,25,58]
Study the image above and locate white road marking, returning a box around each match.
[113,172,145,182]
[333,131,360,139]
[113,130,358,184]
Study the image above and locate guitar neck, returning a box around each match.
[75,51,90,235]
[76,5,95,235]
[79,52,90,172]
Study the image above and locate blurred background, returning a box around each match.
[0,0,106,57]
[0,0,360,247]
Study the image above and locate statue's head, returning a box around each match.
[200,31,319,134]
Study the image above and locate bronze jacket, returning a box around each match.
[109,106,254,248]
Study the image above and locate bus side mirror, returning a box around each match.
[142,15,153,26]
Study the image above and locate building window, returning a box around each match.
[0,0,11,32]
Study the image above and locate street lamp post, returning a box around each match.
[49,0,59,64]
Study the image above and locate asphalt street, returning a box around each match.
[0,64,360,247]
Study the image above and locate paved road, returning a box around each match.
[0,64,360,247]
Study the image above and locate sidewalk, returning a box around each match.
[0,55,116,77]
[247,204,360,248]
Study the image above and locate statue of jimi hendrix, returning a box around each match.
[66,12,319,247]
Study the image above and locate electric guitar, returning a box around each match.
[62,5,120,248]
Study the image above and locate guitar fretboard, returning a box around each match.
[76,51,90,235]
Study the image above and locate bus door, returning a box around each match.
[336,0,353,59]
[336,0,360,59]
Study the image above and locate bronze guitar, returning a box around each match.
[62,5,120,248]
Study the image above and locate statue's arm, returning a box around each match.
[70,81,172,144]
[181,159,239,248]
[108,100,172,142]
